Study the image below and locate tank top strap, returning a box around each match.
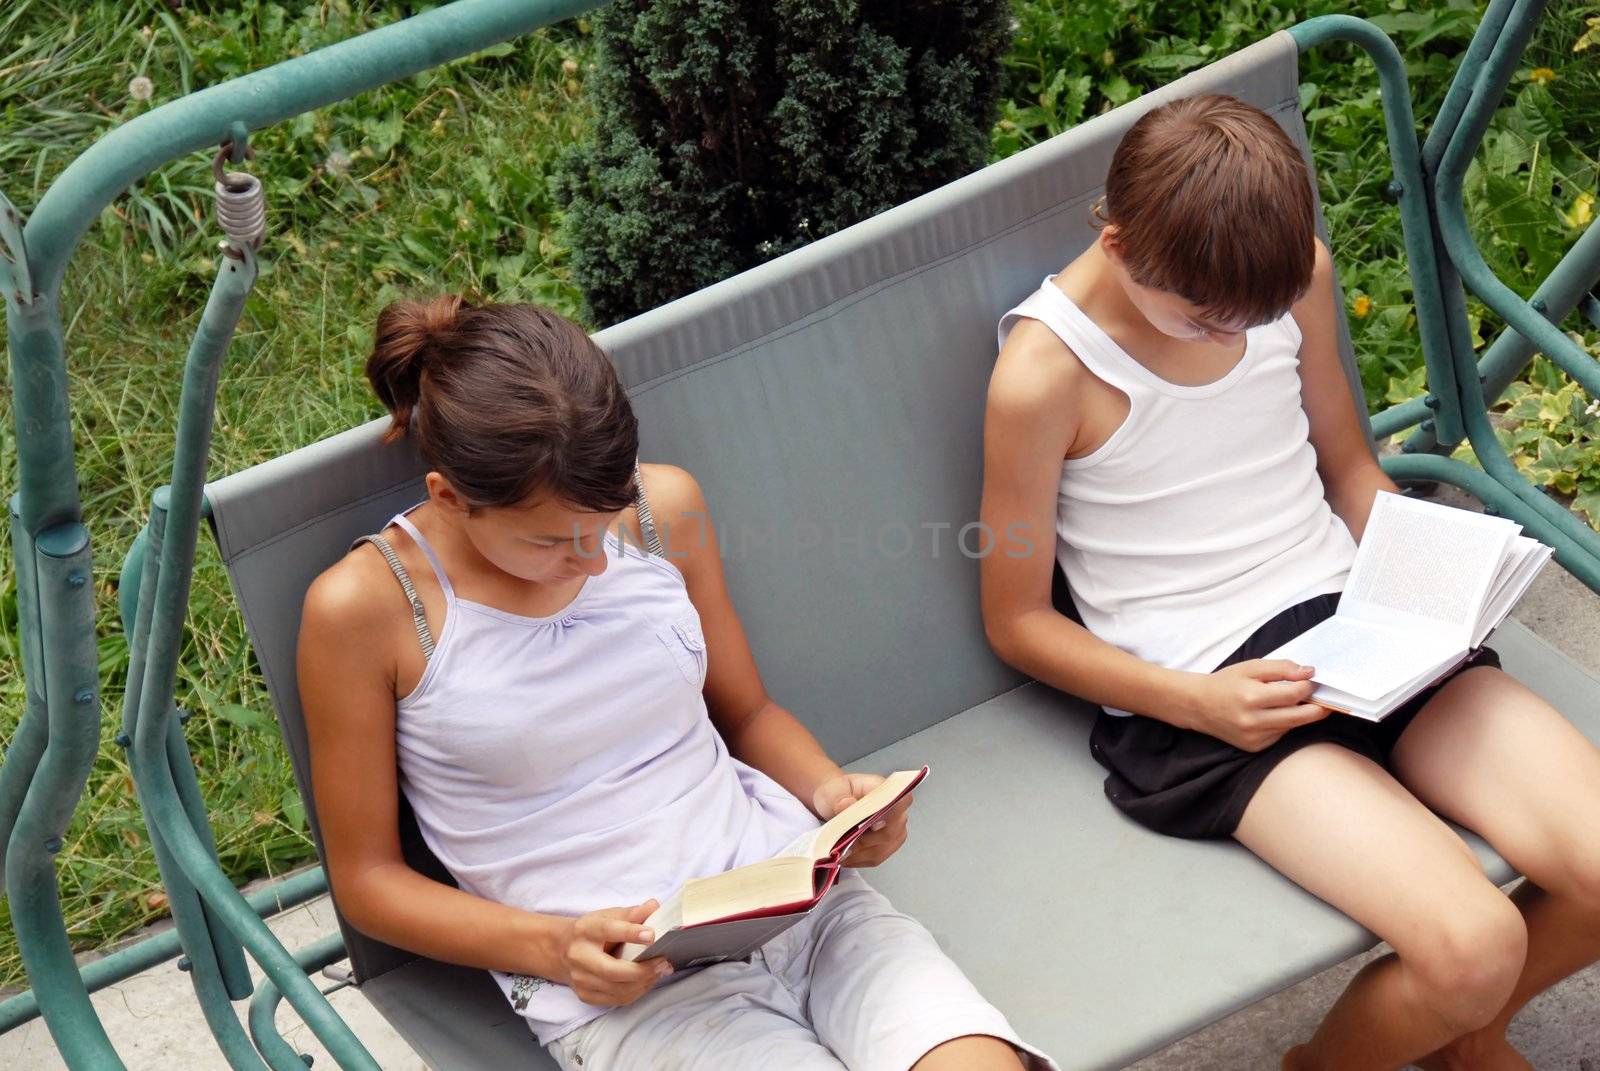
[390,512,456,601]
[997,278,1150,399]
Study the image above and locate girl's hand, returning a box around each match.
[559,900,672,1007]
[1185,659,1328,753]
[812,773,913,868]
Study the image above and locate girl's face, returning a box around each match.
[428,474,622,584]
[1099,229,1250,346]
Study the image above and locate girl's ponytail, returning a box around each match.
[360,294,638,514]
[367,293,470,443]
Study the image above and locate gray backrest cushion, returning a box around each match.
[207,30,1348,982]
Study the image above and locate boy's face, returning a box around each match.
[1100,230,1251,346]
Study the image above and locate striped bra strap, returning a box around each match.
[352,532,436,661]
[634,460,665,557]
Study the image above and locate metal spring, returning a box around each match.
[214,171,265,250]
[212,144,265,250]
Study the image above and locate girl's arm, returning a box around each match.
[297,556,666,1003]
[979,322,1323,751]
[1294,238,1400,541]
[640,464,909,864]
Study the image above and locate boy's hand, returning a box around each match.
[1186,659,1328,753]
[813,772,912,868]
[559,900,672,1007]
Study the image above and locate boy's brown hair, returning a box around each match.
[1097,93,1317,328]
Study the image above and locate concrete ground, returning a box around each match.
[3,489,1598,1070]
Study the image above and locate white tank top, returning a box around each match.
[381,509,820,1043]
[998,277,1356,716]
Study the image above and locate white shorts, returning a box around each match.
[545,870,1058,1071]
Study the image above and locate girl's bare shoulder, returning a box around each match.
[302,540,404,640]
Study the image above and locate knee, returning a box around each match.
[1543,851,1600,923]
[1403,894,1527,1033]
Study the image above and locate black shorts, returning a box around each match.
[1087,592,1502,840]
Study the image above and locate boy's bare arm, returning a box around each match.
[979,328,1196,714]
[1295,238,1400,541]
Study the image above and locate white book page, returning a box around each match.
[1472,538,1553,648]
[1340,492,1517,647]
[1309,648,1463,721]
[1270,615,1459,701]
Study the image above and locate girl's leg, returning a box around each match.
[1232,742,1527,1071]
[912,1035,1026,1070]
[1388,667,1600,1070]
[546,957,850,1071]
[793,873,1051,1070]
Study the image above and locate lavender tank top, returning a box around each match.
[378,507,820,1044]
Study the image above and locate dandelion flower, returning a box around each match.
[128,75,154,102]
[324,149,352,176]
[1529,67,1556,85]
[1351,294,1373,319]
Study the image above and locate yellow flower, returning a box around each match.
[1529,67,1556,85]
[1351,294,1373,319]
[1575,16,1600,53]
[1560,191,1595,229]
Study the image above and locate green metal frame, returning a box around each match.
[1291,0,1600,590]
[0,0,1595,1067]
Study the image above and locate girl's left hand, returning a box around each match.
[811,772,913,868]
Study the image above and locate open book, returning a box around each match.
[620,767,927,969]
[1267,491,1551,720]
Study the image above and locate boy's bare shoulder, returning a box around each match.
[988,316,1093,422]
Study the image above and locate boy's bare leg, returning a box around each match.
[1388,668,1600,1070]
[912,1035,1027,1070]
[1232,743,1527,1071]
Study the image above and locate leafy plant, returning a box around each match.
[1487,355,1600,526]
[555,0,1013,326]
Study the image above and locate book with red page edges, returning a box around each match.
[619,767,927,969]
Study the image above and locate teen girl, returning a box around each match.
[298,296,1057,1070]
[980,94,1600,1071]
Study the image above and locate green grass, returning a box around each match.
[0,0,1596,991]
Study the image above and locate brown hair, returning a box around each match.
[366,294,638,513]
[1096,94,1317,327]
